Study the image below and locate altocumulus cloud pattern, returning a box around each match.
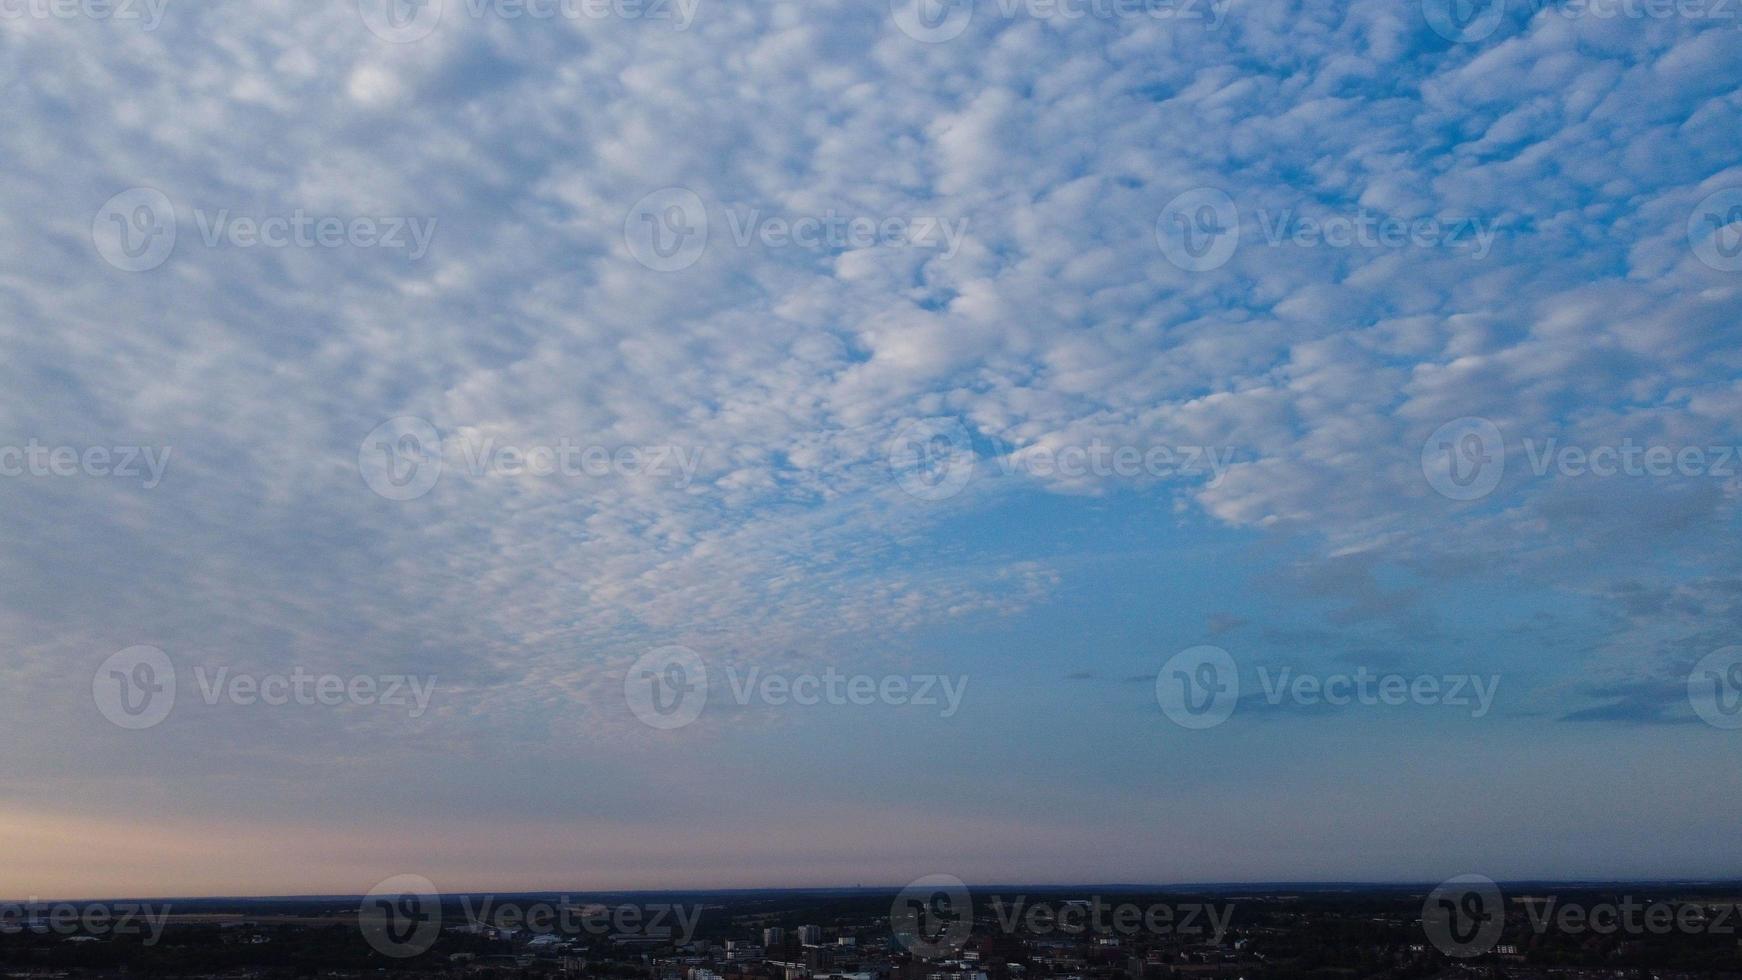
[2,0,1742,892]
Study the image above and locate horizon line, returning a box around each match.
[11,877,1742,906]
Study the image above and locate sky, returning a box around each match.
[2,0,1741,899]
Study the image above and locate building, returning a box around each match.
[765,928,788,947]
[797,925,823,945]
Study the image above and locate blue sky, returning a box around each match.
[2,0,1741,897]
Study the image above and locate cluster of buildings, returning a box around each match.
[633,921,1245,980]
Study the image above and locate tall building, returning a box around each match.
[797,925,823,945]
[763,927,787,948]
